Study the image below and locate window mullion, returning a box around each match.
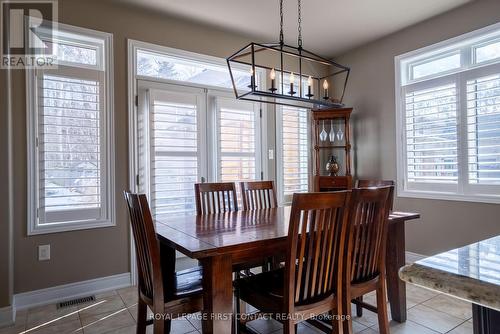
[457,73,470,195]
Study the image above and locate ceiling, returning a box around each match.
[114,0,473,56]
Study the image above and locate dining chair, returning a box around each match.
[194,182,260,277]
[355,180,394,209]
[355,180,394,187]
[194,182,238,214]
[240,180,278,210]
[343,186,393,334]
[234,191,352,334]
[240,180,280,272]
[353,180,394,317]
[124,192,203,334]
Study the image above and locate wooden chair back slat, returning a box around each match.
[285,191,351,307]
[355,180,395,210]
[347,187,393,284]
[124,192,164,301]
[194,183,238,214]
[240,181,278,210]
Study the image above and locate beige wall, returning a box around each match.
[335,0,500,255]
[9,0,500,296]
[10,0,271,293]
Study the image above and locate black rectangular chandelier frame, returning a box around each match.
[227,42,351,109]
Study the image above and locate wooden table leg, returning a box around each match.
[473,304,500,334]
[386,221,407,323]
[200,255,233,334]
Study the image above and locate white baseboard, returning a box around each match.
[0,306,14,328]
[6,252,424,316]
[13,272,132,311]
[406,251,426,264]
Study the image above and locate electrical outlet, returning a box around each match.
[268,149,274,160]
[38,244,50,261]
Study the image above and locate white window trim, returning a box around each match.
[26,22,115,235]
[395,22,500,204]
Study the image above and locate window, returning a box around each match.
[216,98,260,183]
[136,49,252,89]
[467,74,500,185]
[405,83,459,186]
[411,53,461,80]
[475,40,500,64]
[132,42,268,218]
[396,22,500,203]
[27,24,114,234]
[277,106,310,203]
[144,88,205,217]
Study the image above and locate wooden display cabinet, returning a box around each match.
[312,108,353,191]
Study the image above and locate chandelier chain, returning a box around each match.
[297,0,302,48]
[279,0,284,45]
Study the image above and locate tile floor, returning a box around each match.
[0,282,473,334]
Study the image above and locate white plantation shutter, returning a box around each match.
[396,25,500,202]
[28,27,113,234]
[467,73,500,185]
[216,98,260,183]
[279,106,309,201]
[38,70,105,224]
[404,82,459,188]
[148,89,204,217]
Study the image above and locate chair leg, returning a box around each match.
[136,298,147,334]
[283,319,295,334]
[164,319,171,334]
[153,318,164,334]
[355,296,363,317]
[331,307,342,334]
[235,286,242,334]
[376,278,390,334]
[342,297,354,334]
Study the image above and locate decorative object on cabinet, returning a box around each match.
[326,155,340,176]
[312,108,353,191]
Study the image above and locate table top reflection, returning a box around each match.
[155,207,419,259]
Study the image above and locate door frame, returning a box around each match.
[127,39,268,285]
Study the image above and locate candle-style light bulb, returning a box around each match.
[323,80,329,100]
[249,67,255,89]
[269,68,276,93]
[307,76,313,98]
[289,72,296,95]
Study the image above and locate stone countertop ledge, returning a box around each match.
[399,235,500,312]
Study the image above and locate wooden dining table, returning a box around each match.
[155,207,420,334]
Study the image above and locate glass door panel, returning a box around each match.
[138,84,207,218]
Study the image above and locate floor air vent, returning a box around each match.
[57,295,95,309]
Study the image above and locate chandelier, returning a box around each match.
[227,0,350,109]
